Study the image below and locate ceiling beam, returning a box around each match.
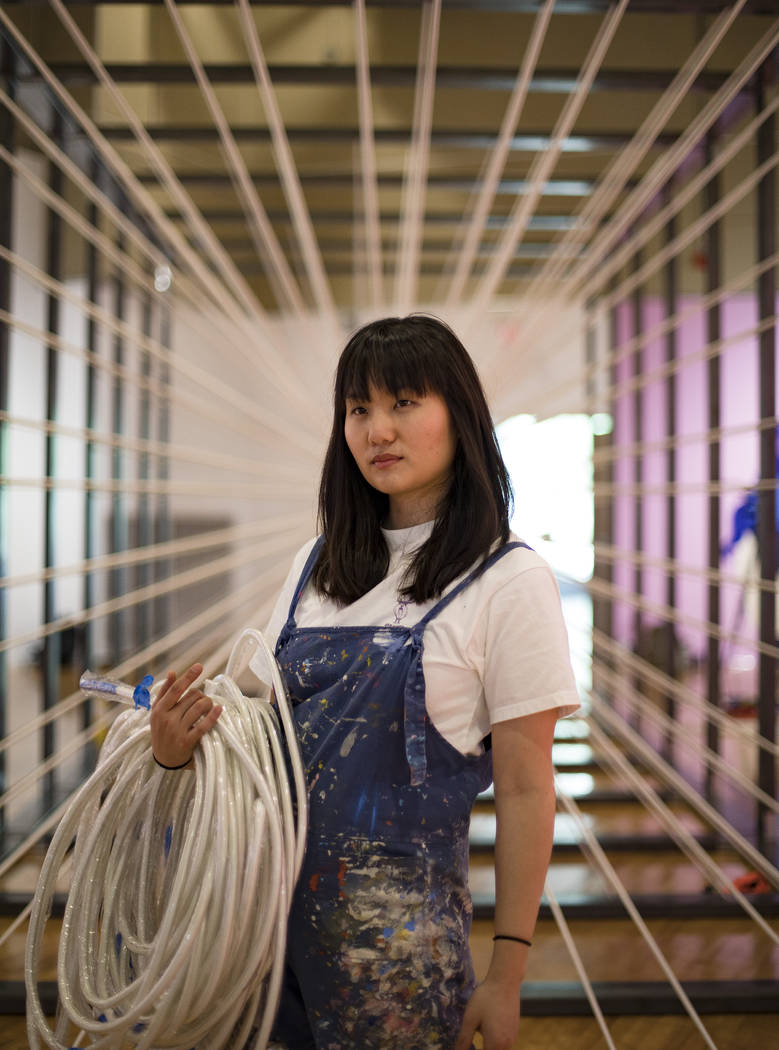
[3,0,773,13]
[38,63,733,94]
[97,126,678,151]
[164,210,583,230]
[136,171,603,195]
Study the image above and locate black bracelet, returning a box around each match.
[493,934,532,947]
[153,753,192,770]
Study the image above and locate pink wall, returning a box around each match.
[611,294,771,659]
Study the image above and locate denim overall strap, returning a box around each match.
[276,536,325,654]
[404,541,530,786]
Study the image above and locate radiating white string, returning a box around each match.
[543,879,618,1050]
[593,659,779,815]
[568,18,779,301]
[354,0,384,308]
[0,570,286,855]
[443,0,555,306]
[589,691,779,890]
[487,173,779,421]
[235,0,338,325]
[585,574,779,660]
[575,621,779,764]
[0,528,309,656]
[0,82,312,416]
[485,15,779,387]
[163,0,307,317]
[466,0,629,322]
[555,781,720,1050]
[489,243,779,422]
[590,541,778,599]
[0,245,324,456]
[394,0,441,312]
[0,4,251,329]
[583,715,779,947]
[1,1,319,423]
[594,475,778,499]
[0,304,317,457]
[46,0,266,324]
[520,1,752,307]
[592,416,779,468]
[582,625,779,760]
[0,515,302,593]
[582,96,779,306]
[0,410,313,482]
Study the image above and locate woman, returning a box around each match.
[151,315,580,1050]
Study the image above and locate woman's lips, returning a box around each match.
[371,454,402,468]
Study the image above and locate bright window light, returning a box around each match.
[496,412,594,582]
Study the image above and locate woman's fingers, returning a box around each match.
[186,701,223,742]
[182,694,217,732]
[153,663,203,711]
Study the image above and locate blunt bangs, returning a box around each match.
[336,317,453,407]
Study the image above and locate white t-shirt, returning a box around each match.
[255,521,581,757]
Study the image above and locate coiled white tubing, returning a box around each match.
[25,628,308,1050]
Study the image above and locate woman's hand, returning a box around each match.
[454,978,521,1050]
[149,663,222,768]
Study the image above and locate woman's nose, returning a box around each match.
[368,410,395,444]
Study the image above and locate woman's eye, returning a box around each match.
[349,405,367,415]
[395,399,414,408]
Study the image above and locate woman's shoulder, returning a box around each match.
[288,535,321,575]
[488,534,555,581]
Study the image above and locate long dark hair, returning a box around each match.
[313,315,513,604]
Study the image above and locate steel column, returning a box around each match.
[593,287,616,702]
[137,291,153,651]
[109,225,127,668]
[81,153,100,776]
[0,36,15,838]
[631,247,644,733]
[755,60,777,852]
[663,190,678,764]
[154,304,172,658]
[42,108,64,814]
[704,128,722,802]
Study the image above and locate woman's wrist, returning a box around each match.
[487,934,531,986]
[153,753,193,771]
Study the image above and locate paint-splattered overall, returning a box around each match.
[271,539,528,1050]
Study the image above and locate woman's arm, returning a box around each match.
[454,707,558,1050]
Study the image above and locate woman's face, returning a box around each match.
[344,384,457,526]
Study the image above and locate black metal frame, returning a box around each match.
[2,977,778,1019]
[109,226,127,669]
[755,59,777,853]
[81,154,99,776]
[631,247,644,734]
[3,0,775,14]
[154,306,172,660]
[663,187,678,764]
[0,36,14,838]
[705,127,722,803]
[42,107,63,816]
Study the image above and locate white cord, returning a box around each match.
[25,629,307,1050]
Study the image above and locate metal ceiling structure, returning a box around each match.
[1,2,777,368]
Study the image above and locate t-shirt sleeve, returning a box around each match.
[250,536,318,686]
[483,563,581,723]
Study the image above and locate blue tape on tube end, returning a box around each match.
[133,674,154,710]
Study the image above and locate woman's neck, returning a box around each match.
[386,490,443,529]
